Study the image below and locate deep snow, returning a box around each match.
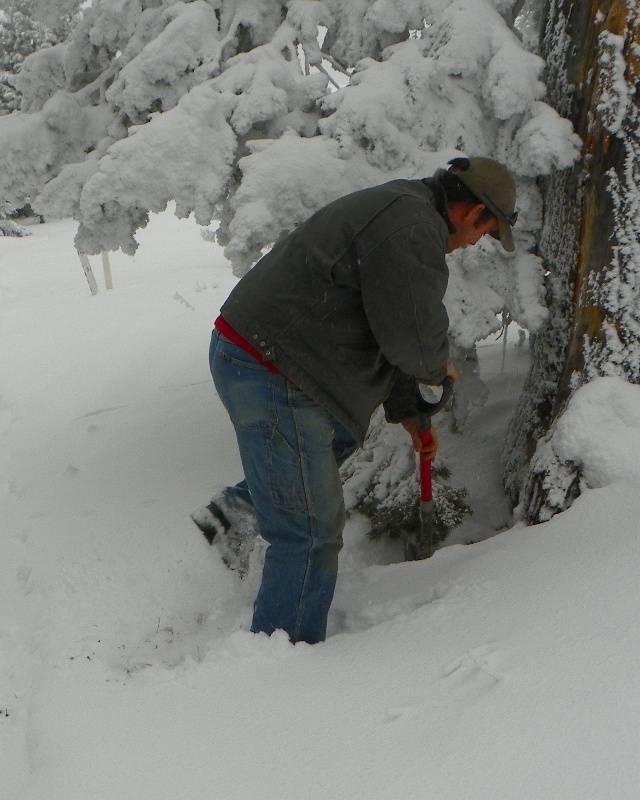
[2,210,640,799]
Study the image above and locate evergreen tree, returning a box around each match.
[340,408,472,552]
[0,0,79,115]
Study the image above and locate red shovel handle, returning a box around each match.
[416,376,453,506]
[419,430,433,502]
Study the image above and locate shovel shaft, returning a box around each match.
[411,421,435,559]
[419,429,433,502]
[402,376,454,562]
[419,426,435,558]
[420,499,434,556]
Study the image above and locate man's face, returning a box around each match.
[446,204,499,253]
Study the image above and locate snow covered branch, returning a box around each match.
[0,0,580,349]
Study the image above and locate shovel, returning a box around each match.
[403,376,455,561]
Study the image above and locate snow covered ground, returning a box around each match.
[2,210,640,799]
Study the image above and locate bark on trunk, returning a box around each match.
[503,0,640,522]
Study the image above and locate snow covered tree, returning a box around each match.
[0,1,578,264]
[1,1,43,115]
[503,0,640,522]
[0,0,80,115]
[0,0,581,550]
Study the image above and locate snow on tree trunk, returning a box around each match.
[503,0,640,522]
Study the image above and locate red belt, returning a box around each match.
[214,316,284,376]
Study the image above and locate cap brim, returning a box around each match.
[492,217,515,252]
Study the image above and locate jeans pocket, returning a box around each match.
[218,349,269,371]
[264,428,308,511]
[212,339,277,431]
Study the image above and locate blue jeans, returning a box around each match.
[210,330,358,644]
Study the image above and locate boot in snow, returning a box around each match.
[191,488,259,577]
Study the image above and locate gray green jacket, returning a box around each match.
[220,178,451,444]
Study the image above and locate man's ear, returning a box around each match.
[464,203,487,225]
[448,202,487,233]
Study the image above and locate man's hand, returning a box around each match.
[445,361,459,382]
[401,417,439,459]
[403,364,456,457]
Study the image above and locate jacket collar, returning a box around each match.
[421,177,456,234]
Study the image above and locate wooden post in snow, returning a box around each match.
[77,251,98,296]
[101,251,113,290]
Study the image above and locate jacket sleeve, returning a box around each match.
[358,216,450,385]
[382,371,419,423]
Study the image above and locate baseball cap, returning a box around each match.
[448,156,517,252]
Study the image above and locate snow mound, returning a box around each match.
[553,377,640,488]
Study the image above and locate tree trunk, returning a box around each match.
[503,0,640,521]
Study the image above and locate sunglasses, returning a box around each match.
[484,195,518,227]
